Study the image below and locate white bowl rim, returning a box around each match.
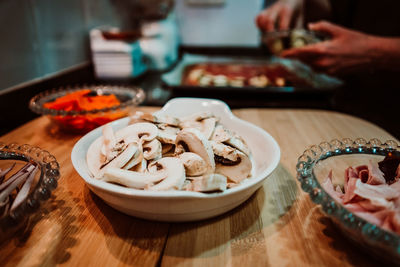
[71,97,281,199]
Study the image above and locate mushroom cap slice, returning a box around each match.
[180,112,214,122]
[143,139,162,160]
[88,140,140,178]
[118,122,158,144]
[211,124,251,156]
[225,135,251,157]
[215,150,252,183]
[161,144,174,155]
[211,124,232,143]
[180,117,217,140]
[175,128,215,173]
[187,174,227,192]
[101,167,167,189]
[122,142,143,170]
[101,124,117,161]
[147,157,186,191]
[131,111,180,127]
[156,124,179,144]
[211,141,239,162]
[177,152,208,176]
[130,158,147,173]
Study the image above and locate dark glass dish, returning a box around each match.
[29,85,146,133]
[296,138,400,263]
[0,142,60,243]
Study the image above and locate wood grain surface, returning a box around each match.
[0,107,396,267]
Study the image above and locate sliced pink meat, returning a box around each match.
[344,203,366,213]
[321,170,343,203]
[345,167,359,189]
[357,198,393,211]
[343,177,359,204]
[366,160,385,185]
[396,164,400,179]
[354,179,400,200]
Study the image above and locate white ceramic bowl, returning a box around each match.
[71,98,280,222]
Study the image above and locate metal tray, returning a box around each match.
[161,54,343,95]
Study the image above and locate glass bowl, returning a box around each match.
[262,29,328,55]
[0,142,60,243]
[29,85,146,133]
[296,138,400,263]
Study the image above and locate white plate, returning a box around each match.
[71,98,280,222]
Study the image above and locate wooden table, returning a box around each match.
[0,107,396,267]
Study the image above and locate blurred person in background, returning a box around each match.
[256,0,400,138]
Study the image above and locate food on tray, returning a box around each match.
[0,162,39,219]
[86,111,253,193]
[322,154,400,234]
[182,63,311,88]
[43,89,127,131]
[263,29,325,55]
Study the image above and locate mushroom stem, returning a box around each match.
[101,167,167,189]
[188,174,227,192]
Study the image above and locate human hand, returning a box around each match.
[281,21,376,76]
[256,0,304,32]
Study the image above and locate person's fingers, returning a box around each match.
[281,43,327,58]
[278,4,293,30]
[308,20,345,37]
[256,5,280,32]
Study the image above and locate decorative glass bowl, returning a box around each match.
[296,138,400,263]
[0,142,60,243]
[29,85,145,133]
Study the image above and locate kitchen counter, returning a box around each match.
[0,107,396,266]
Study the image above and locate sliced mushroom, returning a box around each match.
[161,144,174,155]
[147,157,186,191]
[215,150,252,183]
[177,152,208,176]
[180,112,217,140]
[122,142,143,170]
[91,142,139,178]
[225,135,251,157]
[118,122,158,144]
[101,167,167,189]
[129,111,147,124]
[211,124,231,143]
[157,124,179,144]
[187,174,227,192]
[100,124,127,162]
[211,141,239,162]
[211,124,250,156]
[143,139,162,160]
[130,158,147,173]
[175,128,215,174]
[130,111,180,127]
[180,112,214,122]
[101,124,116,161]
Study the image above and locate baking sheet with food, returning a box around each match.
[162,54,342,93]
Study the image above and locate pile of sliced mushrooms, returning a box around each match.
[86,111,253,193]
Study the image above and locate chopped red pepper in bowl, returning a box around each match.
[29,85,145,133]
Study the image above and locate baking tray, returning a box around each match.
[161,54,343,95]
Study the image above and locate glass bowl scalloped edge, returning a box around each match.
[296,137,400,261]
[28,84,145,117]
[0,142,60,241]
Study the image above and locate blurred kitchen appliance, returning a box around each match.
[90,2,179,79]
